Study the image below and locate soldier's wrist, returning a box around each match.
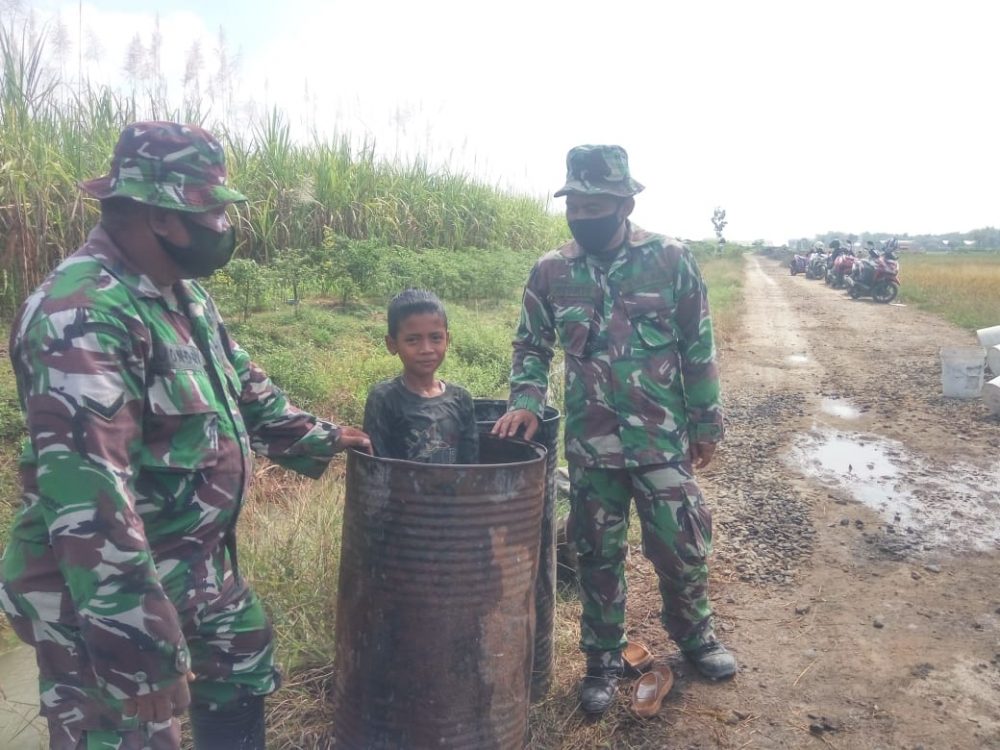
[509,394,543,416]
[689,422,724,443]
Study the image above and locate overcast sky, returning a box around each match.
[18,0,1000,243]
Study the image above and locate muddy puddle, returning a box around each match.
[819,398,861,420]
[789,427,1000,552]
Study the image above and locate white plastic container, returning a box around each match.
[976,325,1000,350]
[983,376,1000,416]
[940,346,986,399]
[988,345,1000,376]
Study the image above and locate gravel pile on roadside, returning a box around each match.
[704,391,818,585]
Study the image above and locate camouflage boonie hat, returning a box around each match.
[553,144,645,198]
[79,121,247,211]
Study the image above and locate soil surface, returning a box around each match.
[0,643,44,749]
[552,255,1000,749]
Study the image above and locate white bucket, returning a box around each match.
[988,345,1000,376]
[983,376,1000,416]
[940,346,986,399]
[976,325,1000,350]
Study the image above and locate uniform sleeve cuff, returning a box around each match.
[690,422,724,443]
[509,394,543,417]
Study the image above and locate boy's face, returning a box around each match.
[386,312,450,378]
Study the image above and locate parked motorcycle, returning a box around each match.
[805,249,828,279]
[846,240,900,303]
[791,241,824,276]
[823,241,850,286]
[826,250,859,288]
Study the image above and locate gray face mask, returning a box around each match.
[156,213,237,278]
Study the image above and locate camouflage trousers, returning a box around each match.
[568,462,715,655]
[5,575,278,750]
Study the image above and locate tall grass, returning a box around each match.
[898,253,1000,330]
[0,28,565,317]
[0,362,21,546]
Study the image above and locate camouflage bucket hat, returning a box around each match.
[79,121,247,211]
[553,144,645,198]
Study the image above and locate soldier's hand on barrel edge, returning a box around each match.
[122,672,193,723]
[492,409,539,441]
[336,426,372,454]
[690,441,717,469]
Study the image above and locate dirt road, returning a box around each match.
[561,255,1000,749]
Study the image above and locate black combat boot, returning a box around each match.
[579,650,624,714]
[189,695,266,749]
[683,639,737,680]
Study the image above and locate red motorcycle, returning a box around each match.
[846,241,900,303]
[827,250,859,288]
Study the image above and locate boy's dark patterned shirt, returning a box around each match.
[363,376,479,463]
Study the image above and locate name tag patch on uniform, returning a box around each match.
[617,275,675,300]
[152,343,205,372]
[550,282,596,300]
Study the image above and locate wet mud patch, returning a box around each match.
[706,392,818,585]
[789,427,1000,555]
[820,397,862,420]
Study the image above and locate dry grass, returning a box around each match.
[700,252,746,350]
[897,253,1000,330]
[240,461,347,672]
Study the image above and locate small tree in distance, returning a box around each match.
[711,206,727,254]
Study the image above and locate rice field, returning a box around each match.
[897,253,1000,331]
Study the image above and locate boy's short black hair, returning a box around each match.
[387,289,448,338]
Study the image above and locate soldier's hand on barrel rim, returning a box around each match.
[690,441,717,469]
[492,409,539,441]
[336,426,372,454]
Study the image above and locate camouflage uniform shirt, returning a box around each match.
[0,226,342,709]
[363,376,479,463]
[509,223,724,468]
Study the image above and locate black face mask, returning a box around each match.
[156,213,237,278]
[568,210,624,254]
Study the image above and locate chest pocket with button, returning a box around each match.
[141,343,220,471]
[618,276,678,350]
[550,282,601,358]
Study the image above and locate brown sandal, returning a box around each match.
[631,664,674,718]
[623,641,654,675]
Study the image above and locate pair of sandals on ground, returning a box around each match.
[582,640,734,718]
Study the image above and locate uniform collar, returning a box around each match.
[76,225,187,310]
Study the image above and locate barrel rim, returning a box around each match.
[473,397,561,426]
[349,436,547,470]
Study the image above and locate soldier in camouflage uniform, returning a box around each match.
[493,145,735,714]
[0,122,371,749]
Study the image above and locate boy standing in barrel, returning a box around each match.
[364,289,479,464]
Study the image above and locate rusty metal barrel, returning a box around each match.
[473,400,560,701]
[330,434,546,750]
